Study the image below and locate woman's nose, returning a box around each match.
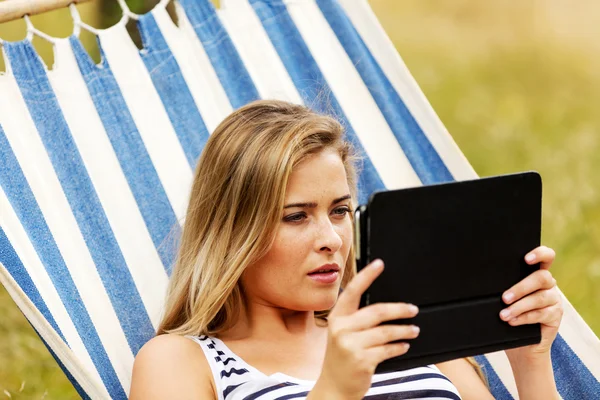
[315,218,343,253]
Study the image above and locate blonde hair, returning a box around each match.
[158,100,357,336]
[156,99,486,385]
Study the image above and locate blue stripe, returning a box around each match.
[370,373,451,388]
[275,388,460,400]
[178,0,259,108]
[221,367,250,378]
[364,390,461,400]
[69,36,179,274]
[215,356,236,366]
[224,383,244,399]
[248,0,386,203]
[0,119,125,398]
[137,13,210,167]
[552,334,600,399]
[316,0,454,185]
[0,225,65,343]
[5,40,155,359]
[475,355,514,400]
[243,382,297,400]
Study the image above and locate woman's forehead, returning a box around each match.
[285,150,350,204]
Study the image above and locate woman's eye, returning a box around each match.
[284,213,306,222]
[332,206,351,217]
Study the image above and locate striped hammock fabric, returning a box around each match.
[0,0,598,398]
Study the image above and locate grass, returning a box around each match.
[0,0,599,398]
[369,0,600,334]
[0,286,78,399]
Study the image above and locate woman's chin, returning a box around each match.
[306,294,338,312]
[280,287,339,312]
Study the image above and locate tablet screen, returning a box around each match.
[364,172,542,308]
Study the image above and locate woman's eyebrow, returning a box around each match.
[331,194,352,205]
[283,194,351,209]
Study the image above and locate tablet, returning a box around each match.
[354,171,542,372]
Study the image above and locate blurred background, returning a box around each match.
[0,0,598,397]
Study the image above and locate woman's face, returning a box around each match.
[241,148,354,312]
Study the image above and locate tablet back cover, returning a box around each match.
[360,172,542,372]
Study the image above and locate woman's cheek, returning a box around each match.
[280,225,310,250]
[338,220,353,252]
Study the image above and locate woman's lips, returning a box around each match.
[307,271,339,284]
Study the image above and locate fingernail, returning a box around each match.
[500,309,511,320]
[412,326,420,334]
[525,253,536,263]
[408,304,419,314]
[372,259,384,270]
[503,292,514,303]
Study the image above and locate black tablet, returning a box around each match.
[354,171,542,372]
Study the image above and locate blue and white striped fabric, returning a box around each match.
[0,0,598,398]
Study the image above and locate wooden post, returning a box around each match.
[0,0,93,24]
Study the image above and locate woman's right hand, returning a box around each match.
[309,259,420,400]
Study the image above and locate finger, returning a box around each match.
[500,288,560,322]
[331,259,384,317]
[356,324,420,348]
[502,269,556,305]
[525,246,556,270]
[507,304,563,328]
[370,342,411,364]
[344,302,419,331]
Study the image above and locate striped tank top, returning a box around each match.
[188,335,462,400]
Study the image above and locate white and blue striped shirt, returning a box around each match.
[189,336,462,400]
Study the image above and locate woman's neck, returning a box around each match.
[219,299,324,342]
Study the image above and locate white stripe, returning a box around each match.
[338,0,477,181]
[371,367,440,382]
[557,290,600,377]
[153,3,233,133]
[284,0,422,190]
[250,384,308,399]
[219,0,303,104]
[0,71,134,391]
[0,262,110,400]
[366,376,460,396]
[99,22,193,220]
[0,187,102,394]
[48,39,169,329]
[187,336,244,400]
[222,378,304,400]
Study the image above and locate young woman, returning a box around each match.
[129,100,563,399]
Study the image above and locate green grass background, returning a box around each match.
[0,0,598,398]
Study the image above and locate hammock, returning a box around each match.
[0,0,598,398]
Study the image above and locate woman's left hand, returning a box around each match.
[500,246,563,361]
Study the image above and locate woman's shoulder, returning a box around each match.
[129,334,217,400]
[135,334,206,363]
